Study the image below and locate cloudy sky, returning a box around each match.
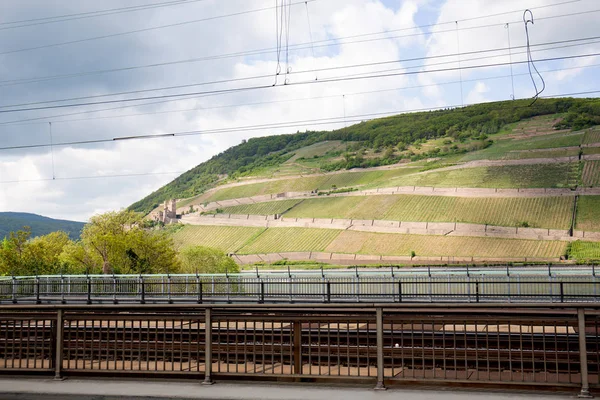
[0,0,598,222]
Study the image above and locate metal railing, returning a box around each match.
[1,269,600,304]
[0,303,598,396]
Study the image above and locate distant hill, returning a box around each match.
[0,212,85,240]
[130,97,600,214]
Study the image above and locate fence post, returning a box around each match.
[87,276,92,305]
[259,281,265,304]
[578,308,592,398]
[475,281,480,303]
[35,277,41,304]
[202,308,214,385]
[54,309,65,380]
[326,281,331,303]
[140,276,146,305]
[398,281,402,303]
[11,277,16,304]
[375,307,386,390]
[560,282,565,303]
[293,321,302,375]
[197,276,203,304]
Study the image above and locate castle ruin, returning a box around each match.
[152,199,179,224]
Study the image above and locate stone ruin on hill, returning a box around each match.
[151,199,179,224]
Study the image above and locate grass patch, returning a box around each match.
[171,225,265,253]
[205,168,418,202]
[504,148,580,160]
[325,231,567,258]
[395,163,577,188]
[569,241,600,261]
[238,228,340,254]
[583,130,600,145]
[583,147,600,155]
[582,161,600,187]
[460,131,583,161]
[285,195,572,229]
[221,199,303,215]
[576,196,600,232]
[283,140,346,163]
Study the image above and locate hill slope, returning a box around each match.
[0,212,84,240]
[130,98,600,214]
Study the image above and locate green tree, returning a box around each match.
[179,246,239,274]
[61,210,180,274]
[24,231,72,275]
[0,227,31,276]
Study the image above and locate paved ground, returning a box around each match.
[0,378,582,400]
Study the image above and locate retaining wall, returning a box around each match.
[181,214,600,242]
[232,252,563,265]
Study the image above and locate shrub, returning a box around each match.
[179,246,239,274]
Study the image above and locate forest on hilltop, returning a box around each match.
[130,97,600,214]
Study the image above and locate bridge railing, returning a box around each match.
[0,303,597,396]
[0,273,599,304]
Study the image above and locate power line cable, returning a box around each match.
[523,9,546,105]
[0,57,600,126]
[0,0,314,57]
[2,89,599,184]
[2,60,598,128]
[0,171,187,184]
[0,0,207,30]
[1,5,596,88]
[2,89,599,152]
[0,50,598,114]
[1,35,598,108]
[304,1,318,81]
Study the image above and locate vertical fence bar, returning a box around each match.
[197,277,203,304]
[577,308,592,398]
[398,280,402,302]
[11,277,17,304]
[35,277,41,304]
[203,308,214,385]
[140,276,145,304]
[293,321,302,375]
[375,307,386,390]
[87,277,92,305]
[54,309,64,380]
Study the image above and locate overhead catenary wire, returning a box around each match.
[0,50,598,115]
[523,9,546,105]
[0,0,208,30]
[0,60,598,129]
[0,171,188,184]
[2,89,599,153]
[2,88,599,184]
[304,1,318,81]
[1,35,598,109]
[0,60,598,128]
[0,0,315,57]
[1,4,597,89]
[505,23,516,100]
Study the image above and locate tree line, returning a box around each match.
[0,210,238,276]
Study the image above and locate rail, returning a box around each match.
[2,272,600,304]
[0,303,598,396]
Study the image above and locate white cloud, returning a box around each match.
[0,0,597,221]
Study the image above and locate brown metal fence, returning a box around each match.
[0,304,598,396]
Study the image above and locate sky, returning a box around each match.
[0,0,598,222]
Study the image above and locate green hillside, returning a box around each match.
[0,212,84,240]
[130,98,600,214]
